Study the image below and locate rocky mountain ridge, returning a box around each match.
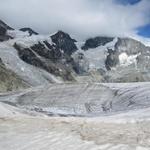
[0,20,150,91]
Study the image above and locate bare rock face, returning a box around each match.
[0,25,8,41]
[30,42,62,61]
[0,25,6,35]
[0,20,13,42]
[10,30,84,82]
[105,49,119,70]
[72,52,89,74]
[0,58,3,64]
[13,42,75,81]
[51,31,78,56]
[0,20,13,30]
[20,28,38,36]
[81,36,114,50]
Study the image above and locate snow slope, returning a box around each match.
[0,115,150,150]
[0,35,62,86]
[0,86,150,149]
[74,38,118,70]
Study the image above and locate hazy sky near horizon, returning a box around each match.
[0,0,150,42]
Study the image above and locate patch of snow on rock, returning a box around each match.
[76,38,118,70]
[119,52,140,67]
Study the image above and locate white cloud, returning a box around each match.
[0,0,150,41]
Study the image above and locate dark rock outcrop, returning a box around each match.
[0,25,6,35]
[51,31,77,56]
[0,35,12,42]
[72,52,89,74]
[82,37,114,50]
[14,41,75,81]
[0,20,13,42]
[20,28,38,36]
[31,42,62,61]
[0,20,13,30]
[14,43,44,68]
[105,49,119,70]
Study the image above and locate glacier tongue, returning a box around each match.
[1,82,150,117]
[0,82,150,149]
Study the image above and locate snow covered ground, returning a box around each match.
[1,82,150,116]
[0,82,150,149]
[0,102,150,150]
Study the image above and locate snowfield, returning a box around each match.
[0,103,150,150]
[0,82,150,149]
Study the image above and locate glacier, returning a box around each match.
[0,20,150,150]
[0,82,150,149]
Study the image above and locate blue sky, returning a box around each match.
[137,24,150,38]
[116,0,150,38]
[116,0,141,5]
